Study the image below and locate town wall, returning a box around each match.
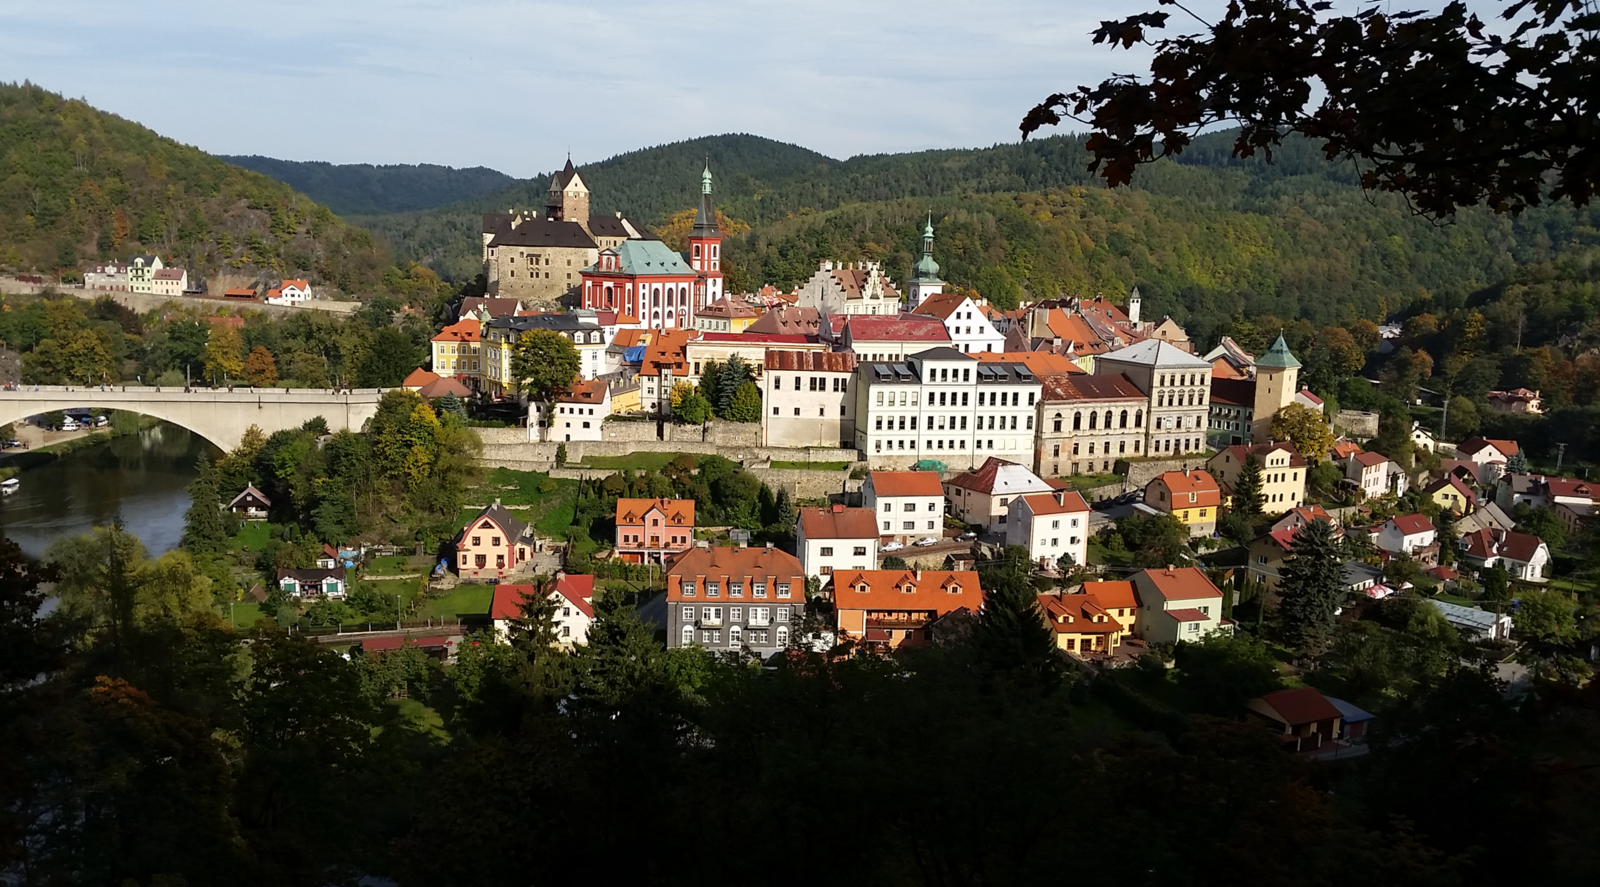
[1334,410,1380,438]
[0,279,360,316]
[1116,455,1217,490]
[747,468,864,501]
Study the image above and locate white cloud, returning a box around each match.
[0,0,1193,176]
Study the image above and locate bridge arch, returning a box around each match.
[0,386,386,451]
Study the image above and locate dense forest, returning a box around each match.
[220,156,515,216]
[0,82,391,292]
[348,132,1599,349]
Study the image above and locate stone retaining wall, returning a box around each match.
[1116,455,1216,490]
[1334,410,1380,438]
[747,467,864,501]
[1,280,360,316]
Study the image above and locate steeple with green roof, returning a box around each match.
[907,214,945,305]
[1256,333,1302,369]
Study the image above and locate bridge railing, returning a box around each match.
[0,384,390,396]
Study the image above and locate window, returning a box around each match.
[730,607,743,621]
[776,625,789,646]
[681,625,693,645]
[903,521,915,530]
[470,536,480,547]
[853,546,867,556]
[776,582,791,598]
[729,625,742,646]
[820,546,834,556]
[882,502,892,512]
[730,583,744,598]
[682,605,694,622]
[753,582,766,598]
[777,607,790,622]
[706,582,720,597]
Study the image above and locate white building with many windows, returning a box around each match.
[761,349,857,448]
[854,347,1043,469]
[861,471,947,541]
[796,505,881,579]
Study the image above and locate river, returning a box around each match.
[0,424,213,559]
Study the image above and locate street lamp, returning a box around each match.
[396,594,402,629]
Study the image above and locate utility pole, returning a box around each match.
[1438,393,1449,441]
[1556,442,1567,474]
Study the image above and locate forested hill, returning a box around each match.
[219,156,516,215]
[0,82,390,293]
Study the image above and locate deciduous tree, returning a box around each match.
[244,345,278,386]
[1268,402,1335,463]
[203,324,243,384]
[510,330,580,420]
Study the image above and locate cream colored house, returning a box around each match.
[1206,442,1307,512]
[1131,566,1232,645]
[944,457,1058,533]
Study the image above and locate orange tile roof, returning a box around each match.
[909,291,972,321]
[1039,372,1143,401]
[615,498,694,529]
[403,368,440,388]
[975,350,1085,377]
[1136,566,1223,603]
[1079,580,1137,610]
[1043,309,1110,354]
[637,330,691,377]
[829,570,983,616]
[1016,490,1090,516]
[1332,440,1364,459]
[1150,470,1221,507]
[432,318,481,343]
[799,505,880,539]
[1255,688,1341,726]
[666,545,804,601]
[867,471,945,498]
[557,379,608,404]
[1038,593,1124,634]
[281,279,310,289]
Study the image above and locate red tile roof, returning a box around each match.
[947,457,1052,496]
[1163,607,1212,622]
[1016,490,1090,516]
[1040,372,1143,402]
[1352,451,1389,468]
[764,349,856,373]
[977,350,1086,378]
[1332,440,1364,459]
[745,306,821,336]
[1208,377,1256,407]
[1256,688,1342,726]
[417,376,472,399]
[798,505,880,540]
[868,471,945,498]
[1545,478,1595,500]
[1424,475,1478,505]
[1460,528,1547,564]
[403,368,440,388]
[666,545,805,600]
[1297,388,1324,405]
[1457,437,1520,458]
[1038,593,1124,634]
[843,314,950,343]
[1388,513,1436,536]
[909,292,976,321]
[557,379,609,404]
[1222,442,1307,468]
[1148,470,1221,508]
[695,332,811,345]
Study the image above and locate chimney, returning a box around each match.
[739,541,748,549]
[914,569,922,582]
[832,503,845,513]
[493,498,502,507]
[1055,490,1065,506]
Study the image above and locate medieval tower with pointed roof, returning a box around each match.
[687,163,724,312]
[546,158,591,224]
[1251,334,1301,443]
[906,216,945,306]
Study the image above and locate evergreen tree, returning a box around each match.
[1505,450,1530,475]
[726,381,762,422]
[1276,519,1345,656]
[1232,454,1265,518]
[311,483,358,545]
[181,452,228,556]
[975,546,1059,677]
[697,359,722,414]
[715,356,752,416]
[504,575,570,698]
[573,590,667,706]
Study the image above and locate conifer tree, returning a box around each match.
[726,381,762,423]
[1276,519,1344,656]
[573,590,667,706]
[976,546,1059,677]
[504,575,569,698]
[181,452,228,557]
[1505,450,1530,475]
[1232,454,1265,518]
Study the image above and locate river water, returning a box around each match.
[0,424,212,559]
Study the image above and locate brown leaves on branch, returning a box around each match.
[1023,0,1600,216]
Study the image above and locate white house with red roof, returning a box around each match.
[862,471,947,539]
[944,457,1061,533]
[266,279,313,306]
[1457,528,1550,581]
[1346,451,1405,498]
[1006,489,1091,569]
[1454,437,1520,480]
[839,314,951,362]
[1377,513,1437,557]
[490,573,595,647]
[1131,566,1232,645]
[1271,505,1338,534]
[531,379,610,442]
[796,504,881,578]
[761,349,857,448]
[909,292,1006,354]
[1485,388,1542,415]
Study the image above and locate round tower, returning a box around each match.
[1251,333,1302,443]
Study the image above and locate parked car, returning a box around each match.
[914,536,939,547]
[1,439,20,449]
[881,541,905,552]
[956,531,978,542]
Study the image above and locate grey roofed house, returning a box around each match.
[489,313,602,334]
[586,214,652,240]
[1342,561,1385,591]
[459,500,530,546]
[1097,338,1211,369]
[1457,501,1516,535]
[907,346,977,362]
[1426,599,1513,641]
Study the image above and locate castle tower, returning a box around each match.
[907,215,944,306]
[688,163,724,312]
[546,157,590,226]
[1251,333,1301,443]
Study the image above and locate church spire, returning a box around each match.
[912,214,941,282]
[691,161,718,240]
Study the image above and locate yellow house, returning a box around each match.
[1206,442,1308,513]
[1143,469,1222,538]
[1424,475,1478,514]
[1036,580,1140,656]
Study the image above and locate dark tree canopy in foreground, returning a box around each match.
[1022,0,1600,216]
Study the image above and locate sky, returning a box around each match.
[0,0,1148,177]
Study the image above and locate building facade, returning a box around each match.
[854,348,1042,469]
[614,498,695,564]
[796,505,881,578]
[1095,339,1213,456]
[761,349,857,448]
[830,569,983,651]
[1006,490,1091,569]
[667,544,805,657]
[1035,373,1148,477]
[861,471,946,540]
[1206,442,1307,512]
[793,260,901,316]
[1143,469,1221,538]
[944,457,1059,532]
[455,501,533,579]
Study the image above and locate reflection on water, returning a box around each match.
[0,424,215,559]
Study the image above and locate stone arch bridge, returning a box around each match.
[0,386,388,450]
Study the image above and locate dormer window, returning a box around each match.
[857,583,870,594]
[903,585,916,594]
[948,585,961,595]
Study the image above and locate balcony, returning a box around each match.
[696,616,723,628]
[748,616,772,628]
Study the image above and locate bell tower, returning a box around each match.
[688,162,724,313]
[907,215,944,306]
[545,157,590,226]
[1252,334,1301,443]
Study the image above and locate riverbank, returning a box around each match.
[0,413,153,482]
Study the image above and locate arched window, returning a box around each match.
[1104,410,1114,429]
[1119,409,1128,428]
[1052,413,1062,432]
[681,625,693,646]
[1088,411,1098,430]
[1135,410,1143,428]
[776,625,789,646]
[1072,412,1082,431]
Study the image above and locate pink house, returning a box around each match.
[455,500,532,579]
[614,498,695,564]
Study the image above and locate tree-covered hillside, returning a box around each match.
[0,82,390,293]
[221,156,516,216]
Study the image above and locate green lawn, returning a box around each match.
[466,468,580,537]
[1061,472,1122,492]
[229,521,273,553]
[364,555,416,575]
[769,460,850,470]
[228,602,264,628]
[420,584,495,618]
[1087,541,1134,566]
[571,451,688,471]
[1434,592,1477,605]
